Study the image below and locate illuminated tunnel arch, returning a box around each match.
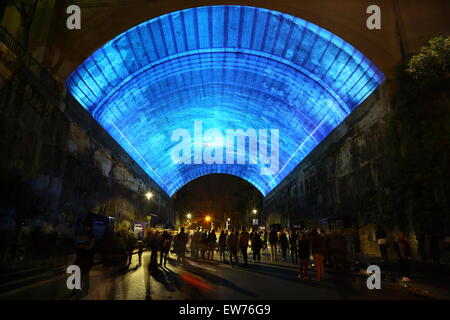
[66,5,384,197]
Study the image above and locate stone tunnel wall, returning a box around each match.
[262,84,449,265]
[0,58,175,268]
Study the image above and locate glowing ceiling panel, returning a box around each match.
[66,5,384,196]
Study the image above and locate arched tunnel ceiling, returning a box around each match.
[66,5,384,197]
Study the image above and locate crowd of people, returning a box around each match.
[69,225,413,296]
[70,226,413,293]
[130,225,366,281]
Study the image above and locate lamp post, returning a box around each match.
[186,213,192,228]
[252,209,258,227]
[205,215,212,229]
[145,191,153,226]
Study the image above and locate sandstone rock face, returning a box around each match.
[67,123,90,155]
[93,148,112,177]
[0,63,174,267]
[111,162,146,193]
[263,87,400,259]
[262,85,446,263]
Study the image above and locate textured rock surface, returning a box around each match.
[262,86,426,260]
[0,64,174,268]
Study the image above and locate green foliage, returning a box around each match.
[398,35,450,100]
[406,36,450,83]
[383,36,450,235]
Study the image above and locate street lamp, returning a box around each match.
[145,192,153,200]
[205,216,211,222]
[145,191,153,226]
[252,209,258,227]
[186,213,192,219]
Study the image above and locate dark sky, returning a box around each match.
[173,174,263,227]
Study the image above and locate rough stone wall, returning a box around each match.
[263,85,416,259]
[0,61,174,268]
[263,83,450,264]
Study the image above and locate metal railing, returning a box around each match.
[0,26,59,91]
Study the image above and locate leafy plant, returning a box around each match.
[383,35,450,235]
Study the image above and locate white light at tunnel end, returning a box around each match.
[170,121,280,176]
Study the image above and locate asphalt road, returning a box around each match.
[0,249,431,300]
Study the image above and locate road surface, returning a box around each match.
[0,249,431,300]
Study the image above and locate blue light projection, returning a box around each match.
[66,5,384,196]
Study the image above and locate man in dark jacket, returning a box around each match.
[394,233,412,282]
[251,232,263,263]
[160,230,172,267]
[200,230,208,259]
[269,227,278,261]
[279,230,289,261]
[298,232,310,279]
[174,228,189,263]
[238,227,250,266]
[149,230,159,265]
[192,227,202,258]
[227,229,239,266]
[218,230,228,262]
[289,230,299,264]
[137,234,144,265]
[262,230,268,250]
[126,233,136,265]
[207,228,217,261]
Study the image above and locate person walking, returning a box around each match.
[192,227,201,258]
[249,228,256,241]
[238,226,250,266]
[207,228,217,261]
[394,233,412,282]
[227,229,239,267]
[290,230,299,264]
[269,227,278,261]
[126,233,136,265]
[251,231,263,263]
[298,232,310,279]
[149,230,159,265]
[279,230,289,261]
[137,234,144,265]
[144,228,150,251]
[200,230,208,260]
[218,229,228,262]
[160,230,172,267]
[310,229,325,280]
[262,230,268,250]
[174,227,189,264]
